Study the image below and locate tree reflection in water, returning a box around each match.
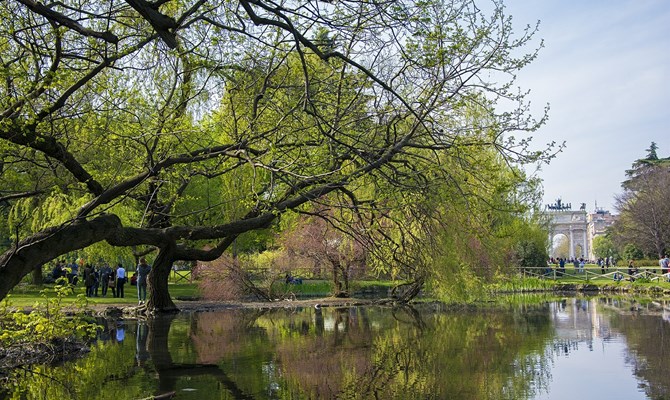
[603,298,670,400]
[7,300,670,399]
[183,304,553,399]
[148,312,257,399]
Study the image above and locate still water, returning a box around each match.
[5,297,670,399]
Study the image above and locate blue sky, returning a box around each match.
[504,0,670,212]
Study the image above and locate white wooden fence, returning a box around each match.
[519,266,669,283]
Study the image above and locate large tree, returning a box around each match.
[0,0,556,311]
[613,166,670,258]
[613,145,670,258]
[592,235,617,260]
[622,142,670,189]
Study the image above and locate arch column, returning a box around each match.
[569,228,575,259]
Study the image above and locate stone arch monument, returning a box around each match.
[544,199,588,259]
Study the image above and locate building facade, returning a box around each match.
[586,209,617,260]
[544,199,617,261]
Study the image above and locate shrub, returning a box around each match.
[196,254,294,301]
[0,279,99,378]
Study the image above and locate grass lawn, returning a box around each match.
[509,264,670,293]
[271,279,396,297]
[4,279,395,308]
[5,282,200,308]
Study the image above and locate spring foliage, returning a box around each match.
[0,280,98,347]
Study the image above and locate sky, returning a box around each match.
[502,0,670,213]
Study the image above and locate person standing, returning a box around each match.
[661,255,670,276]
[628,259,638,280]
[92,266,100,297]
[661,255,670,281]
[136,258,151,304]
[108,267,117,298]
[100,263,112,297]
[51,261,64,282]
[69,260,79,285]
[116,263,126,298]
[83,264,94,297]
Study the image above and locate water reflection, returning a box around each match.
[4,298,670,399]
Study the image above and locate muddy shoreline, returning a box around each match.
[91,296,388,316]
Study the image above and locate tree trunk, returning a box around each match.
[331,260,349,298]
[332,263,341,294]
[31,264,44,285]
[147,313,178,393]
[146,242,178,313]
[0,214,121,301]
[342,265,350,293]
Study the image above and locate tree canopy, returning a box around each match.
[613,145,670,258]
[0,0,556,310]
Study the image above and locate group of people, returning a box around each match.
[595,257,616,274]
[546,257,587,275]
[78,262,127,298]
[545,255,670,282]
[547,256,619,275]
[49,260,79,284]
[49,258,151,303]
[614,257,670,283]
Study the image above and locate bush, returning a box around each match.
[0,280,99,373]
[635,259,662,268]
[196,254,294,301]
[513,239,549,270]
[622,244,644,261]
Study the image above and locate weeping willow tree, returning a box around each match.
[346,113,550,303]
[0,0,558,312]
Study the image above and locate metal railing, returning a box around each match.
[519,266,670,283]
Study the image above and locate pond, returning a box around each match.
[4,297,670,399]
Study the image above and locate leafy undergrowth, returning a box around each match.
[0,280,99,378]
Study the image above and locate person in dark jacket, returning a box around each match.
[83,264,94,297]
[100,263,112,297]
[137,258,151,304]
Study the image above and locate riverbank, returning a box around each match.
[0,296,389,375]
[86,296,392,317]
[553,282,670,295]
[91,284,670,316]
[0,337,90,378]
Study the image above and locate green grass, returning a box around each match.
[274,279,332,296]
[4,279,396,308]
[492,268,670,296]
[272,279,396,297]
[488,276,557,292]
[5,279,393,307]
[521,264,670,283]
[5,282,200,308]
